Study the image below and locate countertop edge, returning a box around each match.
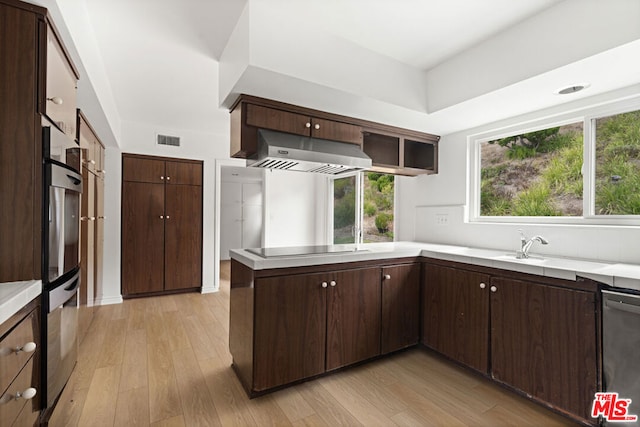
[230,242,639,291]
[0,280,43,326]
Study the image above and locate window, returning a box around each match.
[332,172,394,244]
[473,104,640,223]
[480,123,584,217]
[593,110,640,215]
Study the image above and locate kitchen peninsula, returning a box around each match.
[229,241,640,425]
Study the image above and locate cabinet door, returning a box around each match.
[422,264,490,373]
[254,273,327,391]
[121,182,165,295]
[79,168,95,343]
[94,176,104,304]
[381,264,420,354]
[78,116,96,172]
[0,3,39,283]
[164,184,202,291]
[245,104,310,137]
[326,268,381,371]
[122,156,165,183]
[311,118,362,145]
[165,160,202,186]
[45,24,77,139]
[490,277,597,421]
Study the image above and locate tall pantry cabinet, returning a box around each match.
[121,153,203,297]
[77,110,105,343]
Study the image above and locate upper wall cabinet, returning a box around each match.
[229,95,439,176]
[44,18,79,140]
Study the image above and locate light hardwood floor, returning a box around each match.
[49,261,578,426]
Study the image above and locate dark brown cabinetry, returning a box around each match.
[363,130,437,175]
[0,0,44,283]
[246,104,363,145]
[121,154,203,297]
[230,95,439,176]
[422,264,490,373]
[0,297,41,427]
[381,263,421,354]
[422,260,599,424]
[252,267,380,392]
[490,276,598,422]
[230,259,423,396]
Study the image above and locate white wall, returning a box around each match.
[398,84,640,264]
[263,170,329,248]
[98,119,229,304]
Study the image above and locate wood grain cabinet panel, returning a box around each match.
[0,1,41,283]
[253,273,327,391]
[381,263,421,354]
[121,181,165,295]
[422,264,490,373]
[121,154,203,297]
[164,184,203,291]
[311,117,362,145]
[123,156,165,184]
[326,268,381,371]
[490,277,598,421]
[165,160,203,186]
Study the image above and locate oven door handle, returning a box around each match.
[48,270,80,313]
[67,174,81,186]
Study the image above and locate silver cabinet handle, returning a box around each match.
[384,274,391,280]
[314,123,320,130]
[166,215,170,219]
[160,176,165,180]
[322,282,328,288]
[15,388,37,400]
[160,215,164,219]
[490,286,497,293]
[166,176,171,181]
[480,283,486,289]
[330,280,336,287]
[305,122,311,128]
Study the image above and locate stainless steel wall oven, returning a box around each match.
[42,119,82,412]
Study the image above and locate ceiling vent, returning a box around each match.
[157,134,180,147]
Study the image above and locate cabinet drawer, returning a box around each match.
[0,310,38,396]
[0,358,38,427]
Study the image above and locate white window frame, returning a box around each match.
[329,171,397,244]
[468,97,640,226]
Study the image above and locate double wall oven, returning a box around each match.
[42,118,81,409]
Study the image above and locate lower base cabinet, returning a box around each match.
[230,260,421,395]
[422,261,599,425]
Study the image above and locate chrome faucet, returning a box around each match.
[517,229,549,259]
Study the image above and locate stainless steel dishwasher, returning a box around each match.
[602,290,640,426]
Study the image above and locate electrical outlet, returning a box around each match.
[435,213,449,225]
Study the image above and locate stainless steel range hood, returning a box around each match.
[247,129,372,175]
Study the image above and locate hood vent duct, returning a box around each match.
[248,129,372,175]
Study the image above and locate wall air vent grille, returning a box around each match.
[157,134,180,147]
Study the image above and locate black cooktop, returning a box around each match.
[246,245,366,258]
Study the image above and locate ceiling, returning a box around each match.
[47,0,640,144]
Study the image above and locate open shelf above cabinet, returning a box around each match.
[363,130,438,176]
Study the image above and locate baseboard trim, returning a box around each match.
[95,295,124,306]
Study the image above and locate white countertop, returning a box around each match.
[230,242,640,291]
[0,280,42,325]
